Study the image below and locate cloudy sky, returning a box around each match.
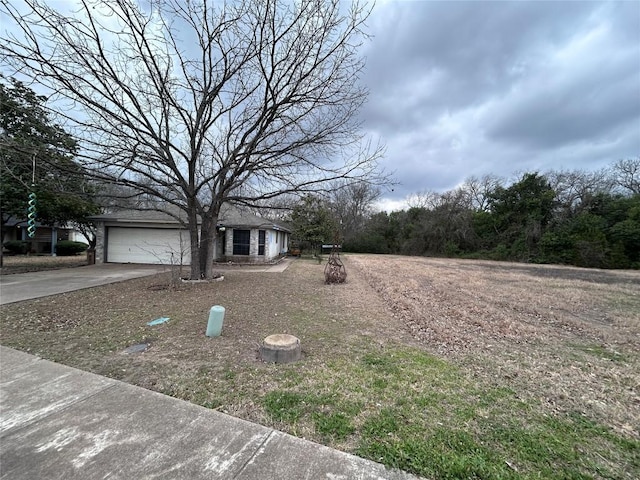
[2,1,638,212]
[360,1,640,209]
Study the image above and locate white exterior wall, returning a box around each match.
[266,230,289,258]
[267,230,279,258]
[265,229,289,260]
[67,229,87,243]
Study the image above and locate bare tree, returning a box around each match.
[1,0,385,279]
[406,190,442,210]
[545,167,613,219]
[611,158,640,195]
[328,180,380,242]
[244,194,298,222]
[461,174,503,212]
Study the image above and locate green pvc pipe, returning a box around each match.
[206,305,225,337]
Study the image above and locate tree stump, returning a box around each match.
[260,334,301,364]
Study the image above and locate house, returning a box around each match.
[90,204,290,265]
[2,217,87,254]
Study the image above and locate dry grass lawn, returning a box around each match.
[1,255,638,479]
[349,255,640,437]
[1,254,87,274]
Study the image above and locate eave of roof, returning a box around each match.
[90,204,291,232]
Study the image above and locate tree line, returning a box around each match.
[291,161,640,269]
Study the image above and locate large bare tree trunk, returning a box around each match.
[198,214,215,279]
[188,205,201,280]
[204,227,217,279]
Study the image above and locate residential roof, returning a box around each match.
[90,204,291,232]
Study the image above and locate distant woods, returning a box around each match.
[294,159,640,269]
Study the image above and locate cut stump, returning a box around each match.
[260,334,301,364]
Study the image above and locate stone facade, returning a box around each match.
[223,227,283,263]
[94,222,105,264]
[250,229,260,257]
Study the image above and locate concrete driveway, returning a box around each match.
[0,264,166,305]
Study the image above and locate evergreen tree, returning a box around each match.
[0,77,99,256]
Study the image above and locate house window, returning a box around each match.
[258,230,265,255]
[233,229,250,255]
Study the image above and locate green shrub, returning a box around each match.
[489,244,509,261]
[3,240,29,254]
[55,240,88,256]
[343,233,390,254]
[444,241,461,257]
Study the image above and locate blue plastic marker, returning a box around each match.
[147,317,170,326]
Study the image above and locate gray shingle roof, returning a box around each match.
[90,204,290,232]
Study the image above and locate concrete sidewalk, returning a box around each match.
[0,346,421,479]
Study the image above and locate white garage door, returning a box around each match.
[106,227,191,265]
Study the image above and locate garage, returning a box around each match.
[92,206,290,265]
[106,227,191,265]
